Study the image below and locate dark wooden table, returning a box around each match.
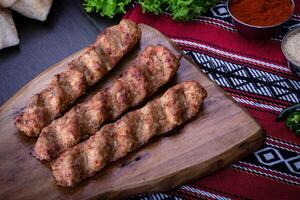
[0,0,118,106]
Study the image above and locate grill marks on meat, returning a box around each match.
[51,81,207,187]
[33,45,180,161]
[15,20,141,137]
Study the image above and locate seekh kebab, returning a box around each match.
[15,19,141,137]
[34,45,180,161]
[51,81,207,187]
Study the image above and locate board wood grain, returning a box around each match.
[0,24,265,200]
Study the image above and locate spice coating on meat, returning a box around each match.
[51,81,207,187]
[33,45,180,161]
[15,19,141,137]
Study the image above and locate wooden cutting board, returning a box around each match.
[0,24,264,200]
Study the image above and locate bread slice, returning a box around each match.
[10,0,53,21]
[0,8,19,49]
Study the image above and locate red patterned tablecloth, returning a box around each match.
[124,1,300,199]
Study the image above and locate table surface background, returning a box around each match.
[0,0,118,106]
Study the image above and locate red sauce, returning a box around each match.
[229,0,293,26]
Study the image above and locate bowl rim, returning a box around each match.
[227,0,295,29]
[281,25,300,67]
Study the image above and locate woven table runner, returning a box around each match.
[124,1,300,199]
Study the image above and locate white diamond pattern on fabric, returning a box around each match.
[184,50,300,104]
[255,147,300,175]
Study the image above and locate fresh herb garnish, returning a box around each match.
[139,0,219,21]
[277,104,300,136]
[83,0,131,18]
[286,111,300,135]
[83,0,219,21]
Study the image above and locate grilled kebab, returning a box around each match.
[15,19,141,137]
[51,81,207,187]
[34,45,180,161]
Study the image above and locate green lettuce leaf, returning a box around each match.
[139,0,219,21]
[83,0,219,21]
[83,0,131,18]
